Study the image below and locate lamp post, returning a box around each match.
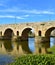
[15,16,16,24]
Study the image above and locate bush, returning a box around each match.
[9,54,55,65]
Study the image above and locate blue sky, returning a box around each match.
[0,0,55,24]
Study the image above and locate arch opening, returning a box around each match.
[4,28,14,39]
[45,27,55,53]
[45,27,55,38]
[38,30,41,36]
[20,28,35,53]
[17,31,19,36]
[0,31,2,36]
[21,28,32,40]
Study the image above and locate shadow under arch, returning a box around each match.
[21,28,32,40]
[19,27,35,54]
[4,28,14,40]
[45,27,55,48]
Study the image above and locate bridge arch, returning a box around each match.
[45,27,55,37]
[20,27,35,36]
[2,27,16,36]
[44,27,55,49]
[21,27,35,39]
[3,28,14,39]
[22,28,32,38]
[19,27,35,53]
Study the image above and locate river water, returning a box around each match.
[0,37,55,65]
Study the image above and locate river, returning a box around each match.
[0,37,55,65]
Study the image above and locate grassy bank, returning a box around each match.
[9,54,55,65]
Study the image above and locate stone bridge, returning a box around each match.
[0,21,55,54]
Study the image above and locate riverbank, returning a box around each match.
[9,54,55,65]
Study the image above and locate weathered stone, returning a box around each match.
[0,21,54,54]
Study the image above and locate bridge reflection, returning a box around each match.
[0,39,32,56]
[0,27,55,55]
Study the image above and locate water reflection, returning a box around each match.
[0,37,55,55]
[50,37,55,47]
[4,40,13,52]
[0,38,35,65]
[28,38,35,52]
[0,39,34,55]
[0,54,14,65]
[0,37,55,64]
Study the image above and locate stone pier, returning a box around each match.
[0,21,54,55]
[34,36,50,54]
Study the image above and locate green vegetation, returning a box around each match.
[48,45,55,54]
[9,54,55,65]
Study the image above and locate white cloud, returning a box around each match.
[0,1,54,15]
[23,15,30,17]
[0,8,54,15]
[21,10,55,14]
[0,9,15,12]
[0,15,14,18]
[16,16,24,19]
[0,15,24,19]
[42,11,54,14]
[0,5,54,15]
